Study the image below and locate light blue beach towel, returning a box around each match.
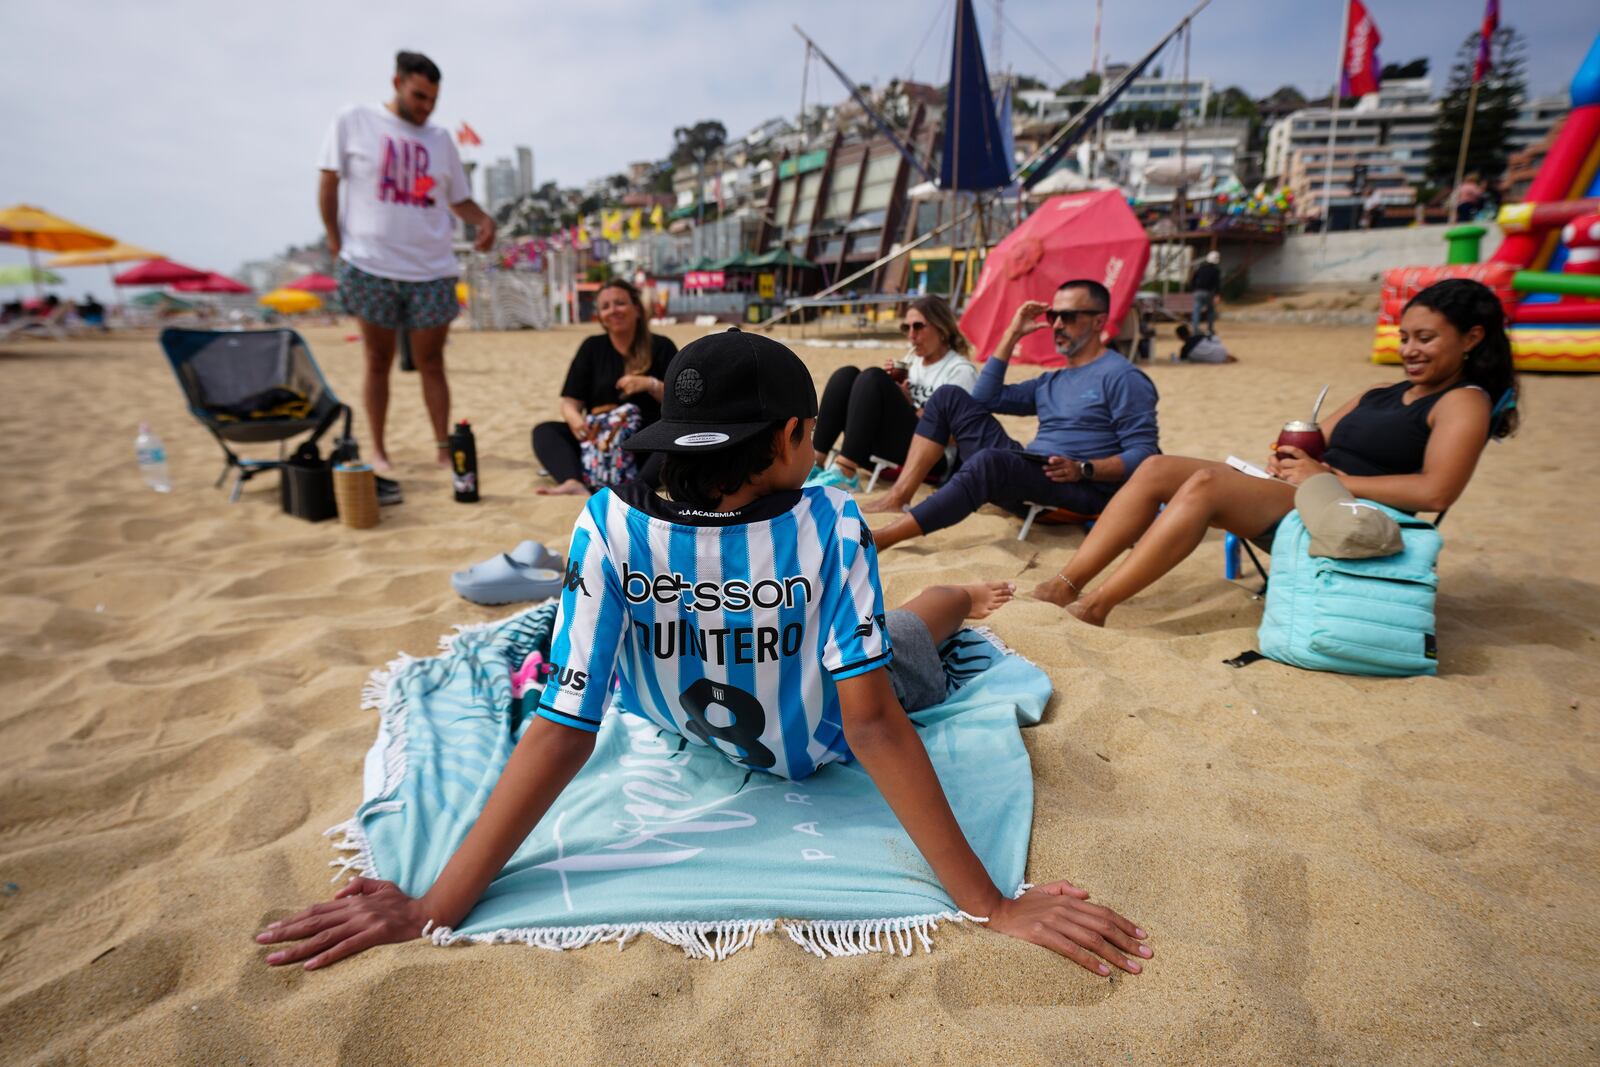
[328,602,1050,959]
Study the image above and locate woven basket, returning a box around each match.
[333,464,380,529]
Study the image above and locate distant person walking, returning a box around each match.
[1188,250,1221,336]
[319,50,497,471]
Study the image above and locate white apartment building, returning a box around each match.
[1265,78,1437,213]
[482,157,519,215]
[1026,73,1211,126]
[1508,93,1570,152]
[1077,123,1248,203]
[515,146,534,197]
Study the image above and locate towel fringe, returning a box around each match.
[414,909,992,962]
[425,918,779,960]
[781,910,988,958]
[971,625,1040,668]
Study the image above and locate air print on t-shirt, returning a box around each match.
[535,486,893,781]
[378,137,437,208]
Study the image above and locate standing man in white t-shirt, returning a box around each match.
[318,51,497,470]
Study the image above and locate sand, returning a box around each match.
[1,318,1597,1065]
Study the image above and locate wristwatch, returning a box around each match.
[1077,460,1095,480]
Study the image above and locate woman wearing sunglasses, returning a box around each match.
[810,294,978,489]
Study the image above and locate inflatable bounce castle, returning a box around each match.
[1374,31,1600,372]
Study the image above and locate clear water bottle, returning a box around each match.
[135,423,171,492]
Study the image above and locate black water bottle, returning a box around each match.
[449,420,479,502]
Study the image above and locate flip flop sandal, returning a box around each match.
[451,541,565,605]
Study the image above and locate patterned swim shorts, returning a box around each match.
[336,260,459,331]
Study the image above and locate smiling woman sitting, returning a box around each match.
[1031,278,1521,627]
[531,279,677,495]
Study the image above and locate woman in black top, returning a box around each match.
[532,279,677,495]
[1031,279,1520,626]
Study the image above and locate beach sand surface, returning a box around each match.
[2,320,1597,1065]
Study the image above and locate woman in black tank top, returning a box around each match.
[1322,379,1487,478]
[1032,279,1521,627]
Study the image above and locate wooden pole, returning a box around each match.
[1319,0,1352,254]
[1450,80,1484,223]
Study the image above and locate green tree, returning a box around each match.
[1258,85,1307,112]
[1106,105,1179,132]
[1429,25,1527,183]
[1381,57,1429,80]
[1206,86,1259,122]
[670,120,728,168]
[1055,72,1101,96]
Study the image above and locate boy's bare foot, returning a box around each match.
[862,490,909,514]
[436,446,453,469]
[963,581,1016,620]
[1032,573,1079,607]
[1066,599,1107,627]
[536,479,588,497]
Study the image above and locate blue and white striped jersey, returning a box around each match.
[536,483,893,780]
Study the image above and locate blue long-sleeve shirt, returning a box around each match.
[972,350,1160,477]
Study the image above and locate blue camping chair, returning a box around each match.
[158,327,350,502]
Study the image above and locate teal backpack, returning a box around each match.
[1253,503,1443,677]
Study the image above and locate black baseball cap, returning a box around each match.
[623,328,817,454]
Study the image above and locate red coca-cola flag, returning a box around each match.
[456,121,482,147]
[1342,0,1382,98]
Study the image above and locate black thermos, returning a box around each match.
[449,420,479,502]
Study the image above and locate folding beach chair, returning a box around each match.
[158,327,350,502]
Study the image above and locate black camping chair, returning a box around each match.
[158,327,351,502]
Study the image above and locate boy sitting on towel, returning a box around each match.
[259,330,1152,976]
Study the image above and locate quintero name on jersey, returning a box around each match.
[621,564,812,612]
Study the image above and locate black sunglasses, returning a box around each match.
[899,321,930,334]
[1045,308,1107,325]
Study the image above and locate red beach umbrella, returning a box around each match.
[286,272,338,293]
[171,272,252,294]
[959,189,1152,366]
[113,259,210,286]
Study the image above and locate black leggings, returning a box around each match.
[814,366,934,470]
[531,421,663,490]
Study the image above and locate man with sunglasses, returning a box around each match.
[864,280,1160,551]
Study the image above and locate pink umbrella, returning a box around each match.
[959,189,1151,366]
[286,272,338,293]
[171,272,251,294]
[113,258,209,286]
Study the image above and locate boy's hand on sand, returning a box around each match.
[986,880,1152,976]
[256,877,428,971]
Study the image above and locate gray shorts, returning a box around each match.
[885,609,945,712]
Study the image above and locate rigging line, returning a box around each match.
[905,0,953,82]
[994,5,1071,83]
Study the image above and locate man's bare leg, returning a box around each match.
[1032,456,1224,607]
[1066,466,1295,627]
[357,318,397,471]
[408,323,453,467]
[872,512,925,551]
[862,435,944,513]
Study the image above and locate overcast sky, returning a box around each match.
[3,0,1592,298]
